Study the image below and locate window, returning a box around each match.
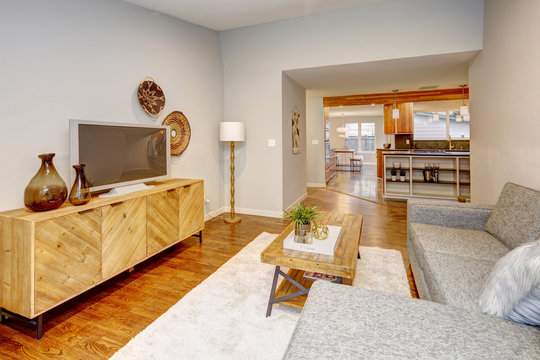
[413,101,470,140]
[449,111,470,139]
[360,123,375,152]
[413,112,447,140]
[344,123,358,150]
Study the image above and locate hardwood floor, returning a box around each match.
[326,165,406,207]
[0,188,414,359]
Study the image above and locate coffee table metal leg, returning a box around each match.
[266,266,281,317]
[266,267,312,317]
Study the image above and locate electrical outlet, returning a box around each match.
[312,139,319,145]
[268,139,276,147]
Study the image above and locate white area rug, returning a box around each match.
[111,232,410,360]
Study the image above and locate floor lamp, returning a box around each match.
[220,122,245,224]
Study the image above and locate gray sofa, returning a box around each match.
[284,183,540,359]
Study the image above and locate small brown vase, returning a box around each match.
[69,164,91,206]
[24,153,68,212]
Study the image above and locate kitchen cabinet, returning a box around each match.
[383,103,414,134]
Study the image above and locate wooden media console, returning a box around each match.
[0,178,204,339]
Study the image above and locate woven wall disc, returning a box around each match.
[162,111,191,156]
[137,77,165,117]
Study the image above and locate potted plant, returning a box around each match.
[283,203,322,244]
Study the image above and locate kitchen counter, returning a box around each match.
[382,152,470,201]
[382,150,470,156]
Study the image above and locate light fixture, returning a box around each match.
[456,114,462,122]
[463,114,470,122]
[459,85,469,116]
[433,112,440,122]
[220,122,245,224]
[392,90,399,119]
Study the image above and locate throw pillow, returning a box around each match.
[479,239,540,326]
[484,182,540,250]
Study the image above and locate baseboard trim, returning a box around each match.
[306,182,326,188]
[204,207,227,221]
[284,192,308,213]
[234,207,282,218]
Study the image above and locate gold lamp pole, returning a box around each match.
[220,122,245,224]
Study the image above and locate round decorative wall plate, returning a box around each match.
[162,111,191,156]
[137,77,165,117]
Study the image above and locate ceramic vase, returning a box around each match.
[69,164,91,206]
[24,153,68,212]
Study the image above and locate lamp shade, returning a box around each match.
[220,122,245,142]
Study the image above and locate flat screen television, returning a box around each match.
[69,119,170,194]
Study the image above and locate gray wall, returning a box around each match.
[306,98,326,187]
[282,73,307,208]
[220,0,484,215]
[469,0,540,203]
[0,0,224,215]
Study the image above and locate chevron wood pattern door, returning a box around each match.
[179,182,204,240]
[147,189,179,256]
[102,197,146,279]
[34,209,102,314]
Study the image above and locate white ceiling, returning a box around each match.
[123,0,391,31]
[286,51,477,98]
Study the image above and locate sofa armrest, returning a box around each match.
[408,199,494,231]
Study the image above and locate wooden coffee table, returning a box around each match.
[261,213,363,316]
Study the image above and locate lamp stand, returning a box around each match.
[224,141,241,224]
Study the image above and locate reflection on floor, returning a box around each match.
[326,164,406,207]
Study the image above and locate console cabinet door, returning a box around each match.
[147,189,179,256]
[34,209,102,314]
[102,197,146,278]
[179,182,204,240]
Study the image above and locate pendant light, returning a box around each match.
[392,90,399,119]
[433,101,440,122]
[459,85,469,116]
[456,114,462,122]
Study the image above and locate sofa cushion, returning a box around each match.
[423,251,495,311]
[409,223,509,268]
[485,182,540,250]
[284,282,540,360]
[479,239,540,326]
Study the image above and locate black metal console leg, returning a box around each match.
[193,230,203,243]
[1,308,44,340]
[36,315,43,340]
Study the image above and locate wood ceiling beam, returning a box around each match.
[323,88,469,107]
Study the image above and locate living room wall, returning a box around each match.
[0,0,224,215]
[282,73,307,209]
[306,98,326,187]
[220,0,484,215]
[469,0,540,203]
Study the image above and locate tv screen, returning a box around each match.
[70,120,170,191]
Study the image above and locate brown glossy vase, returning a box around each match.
[69,164,91,206]
[24,153,68,211]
